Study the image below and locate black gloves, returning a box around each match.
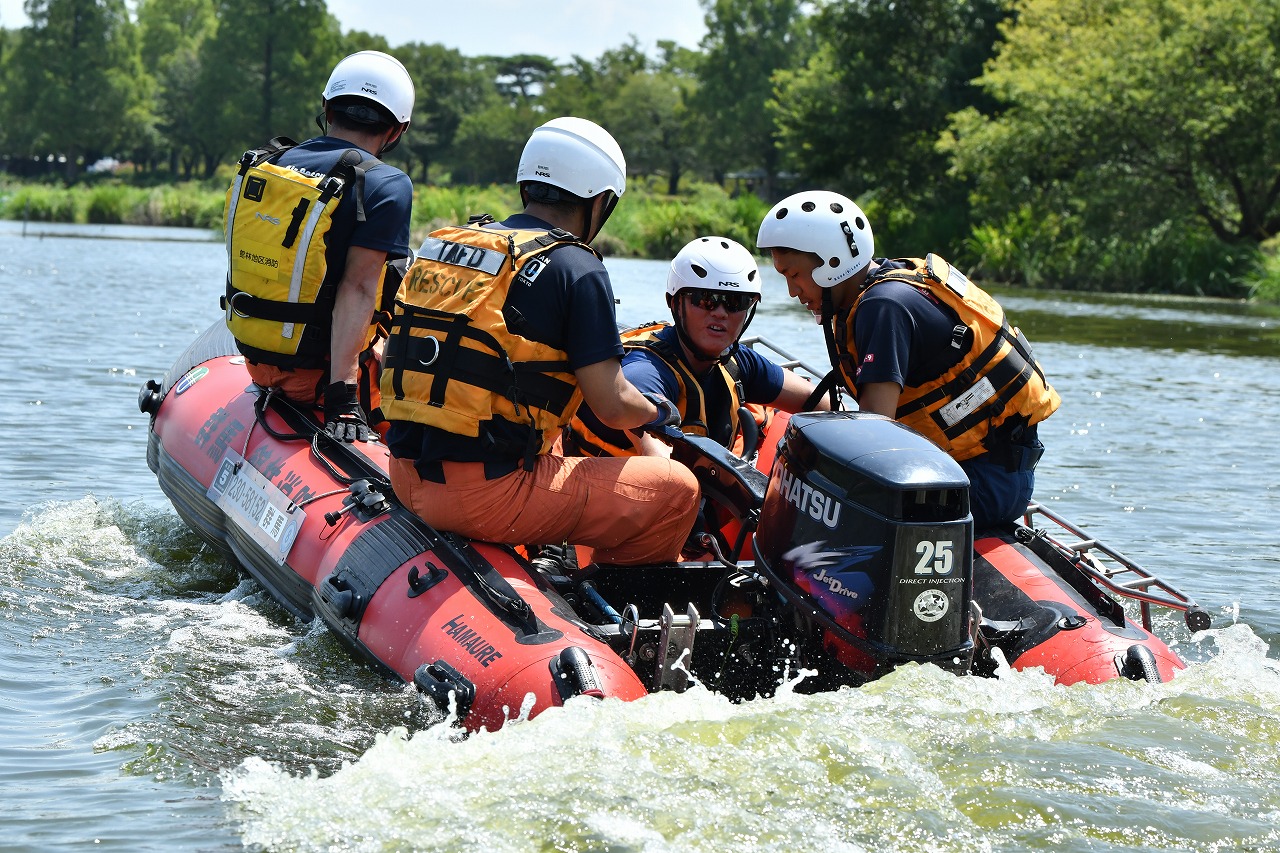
[323,381,371,443]
[640,392,680,429]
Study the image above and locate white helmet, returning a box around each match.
[666,236,762,300]
[756,190,874,287]
[516,117,626,200]
[322,50,415,125]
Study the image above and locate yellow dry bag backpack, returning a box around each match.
[222,137,377,368]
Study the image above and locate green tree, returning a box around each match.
[1,0,148,180]
[946,0,1280,252]
[536,39,695,191]
[449,99,540,187]
[691,0,803,196]
[772,0,1002,208]
[604,68,699,195]
[395,43,492,184]
[192,0,341,175]
[136,0,216,176]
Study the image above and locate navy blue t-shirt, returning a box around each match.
[275,136,413,266]
[576,324,785,449]
[850,261,962,391]
[386,213,624,469]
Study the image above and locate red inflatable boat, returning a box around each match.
[139,323,1210,730]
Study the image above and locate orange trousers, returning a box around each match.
[389,453,700,566]
[246,354,387,439]
[245,363,328,405]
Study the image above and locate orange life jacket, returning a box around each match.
[379,217,593,457]
[838,254,1059,461]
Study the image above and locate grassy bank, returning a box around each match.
[0,176,770,262]
[2,176,1276,301]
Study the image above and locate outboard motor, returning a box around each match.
[754,412,974,682]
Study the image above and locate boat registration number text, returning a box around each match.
[208,451,304,564]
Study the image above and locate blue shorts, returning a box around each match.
[960,450,1038,531]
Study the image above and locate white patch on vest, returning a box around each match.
[938,375,996,427]
[417,237,506,275]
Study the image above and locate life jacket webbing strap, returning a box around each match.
[803,369,843,412]
[625,337,709,434]
[830,306,858,392]
[895,322,1015,418]
[222,288,330,325]
[428,313,474,408]
[389,306,576,415]
[398,340,575,414]
[934,356,1035,440]
[1013,326,1050,386]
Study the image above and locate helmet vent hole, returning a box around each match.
[801,201,816,212]
[830,202,844,214]
[748,270,757,281]
[829,257,839,268]
[690,264,709,279]
[855,217,866,230]
[775,208,788,220]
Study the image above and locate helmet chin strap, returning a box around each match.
[819,288,843,379]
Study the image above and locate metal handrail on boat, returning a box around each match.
[1019,502,1212,633]
[739,334,829,383]
[740,334,861,412]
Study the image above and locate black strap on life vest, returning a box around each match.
[894,321,1041,440]
[802,369,844,412]
[627,334,710,435]
[385,302,578,417]
[220,289,332,326]
[237,136,298,174]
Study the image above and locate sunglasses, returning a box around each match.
[684,288,758,313]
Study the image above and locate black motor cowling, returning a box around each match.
[754,412,974,679]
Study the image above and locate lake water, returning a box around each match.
[2,220,1279,852]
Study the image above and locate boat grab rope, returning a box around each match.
[248,386,394,495]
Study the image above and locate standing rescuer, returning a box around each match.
[757,190,1060,529]
[380,117,700,566]
[223,50,415,442]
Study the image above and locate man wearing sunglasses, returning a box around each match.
[565,236,827,460]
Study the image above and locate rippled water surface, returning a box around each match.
[2,221,1279,852]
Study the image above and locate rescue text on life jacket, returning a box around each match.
[222,137,391,369]
[379,216,594,460]
[565,322,767,458]
[838,254,1060,461]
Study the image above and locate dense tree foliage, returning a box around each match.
[771,0,1004,251]
[943,0,1280,291]
[0,0,1276,296]
[690,0,804,196]
[2,0,147,180]
[948,0,1280,244]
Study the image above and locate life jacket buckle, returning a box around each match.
[227,290,253,321]
[416,335,441,368]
